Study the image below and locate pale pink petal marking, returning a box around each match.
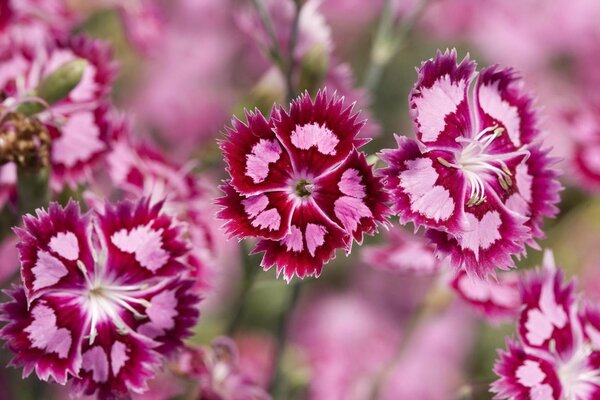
[531,384,553,400]
[516,360,545,387]
[290,123,339,155]
[488,284,520,308]
[82,346,109,383]
[459,212,502,258]
[305,223,327,257]
[506,193,530,217]
[242,194,269,217]
[539,277,568,328]
[282,225,303,252]
[400,157,454,222]
[146,290,178,331]
[32,250,69,291]
[245,139,282,183]
[110,341,129,376]
[413,75,466,142]
[338,169,366,198]
[69,64,98,102]
[457,275,491,302]
[525,309,554,346]
[49,231,80,261]
[24,304,72,359]
[251,209,281,231]
[0,54,29,89]
[478,83,521,146]
[52,112,105,168]
[582,145,600,174]
[334,196,373,233]
[515,163,533,203]
[111,225,169,272]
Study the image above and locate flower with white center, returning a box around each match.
[380,49,561,277]
[492,250,600,400]
[0,199,200,399]
[218,89,389,281]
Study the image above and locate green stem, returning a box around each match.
[17,166,50,215]
[268,281,303,396]
[285,0,302,102]
[363,0,430,93]
[226,240,260,335]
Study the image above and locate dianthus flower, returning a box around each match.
[176,337,270,400]
[451,271,520,322]
[492,251,600,400]
[0,32,118,192]
[218,90,389,281]
[0,199,200,399]
[380,49,561,277]
[106,132,218,290]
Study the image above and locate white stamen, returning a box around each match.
[438,125,530,207]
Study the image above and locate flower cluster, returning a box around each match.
[0,199,200,399]
[218,89,389,281]
[380,50,561,277]
[492,251,600,399]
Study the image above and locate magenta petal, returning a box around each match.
[474,65,538,148]
[491,339,562,400]
[221,109,294,195]
[427,190,530,277]
[71,325,161,399]
[379,136,468,233]
[17,201,92,303]
[273,89,366,177]
[313,149,389,244]
[409,49,476,149]
[98,199,190,282]
[0,287,86,385]
[517,251,576,358]
[217,182,295,241]
[451,271,520,322]
[253,202,349,281]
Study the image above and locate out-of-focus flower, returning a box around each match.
[380,49,561,277]
[127,0,243,157]
[176,337,270,400]
[451,271,520,322]
[0,33,118,195]
[0,199,200,399]
[289,291,401,399]
[235,332,276,390]
[362,227,442,275]
[218,89,389,281]
[492,250,600,400]
[378,303,475,400]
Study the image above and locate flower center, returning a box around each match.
[78,260,150,345]
[294,179,314,197]
[437,125,529,207]
[558,345,600,398]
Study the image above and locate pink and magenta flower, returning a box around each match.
[492,251,600,400]
[218,90,389,281]
[451,271,520,322]
[0,32,118,192]
[380,49,561,277]
[0,199,200,399]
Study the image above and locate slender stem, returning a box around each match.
[251,0,286,70]
[226,240,260,335]
[285,0,302,102]
[251,0,303,102]
[17,166,50,215]
[363,0,430,93]
[268,281,303,396]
